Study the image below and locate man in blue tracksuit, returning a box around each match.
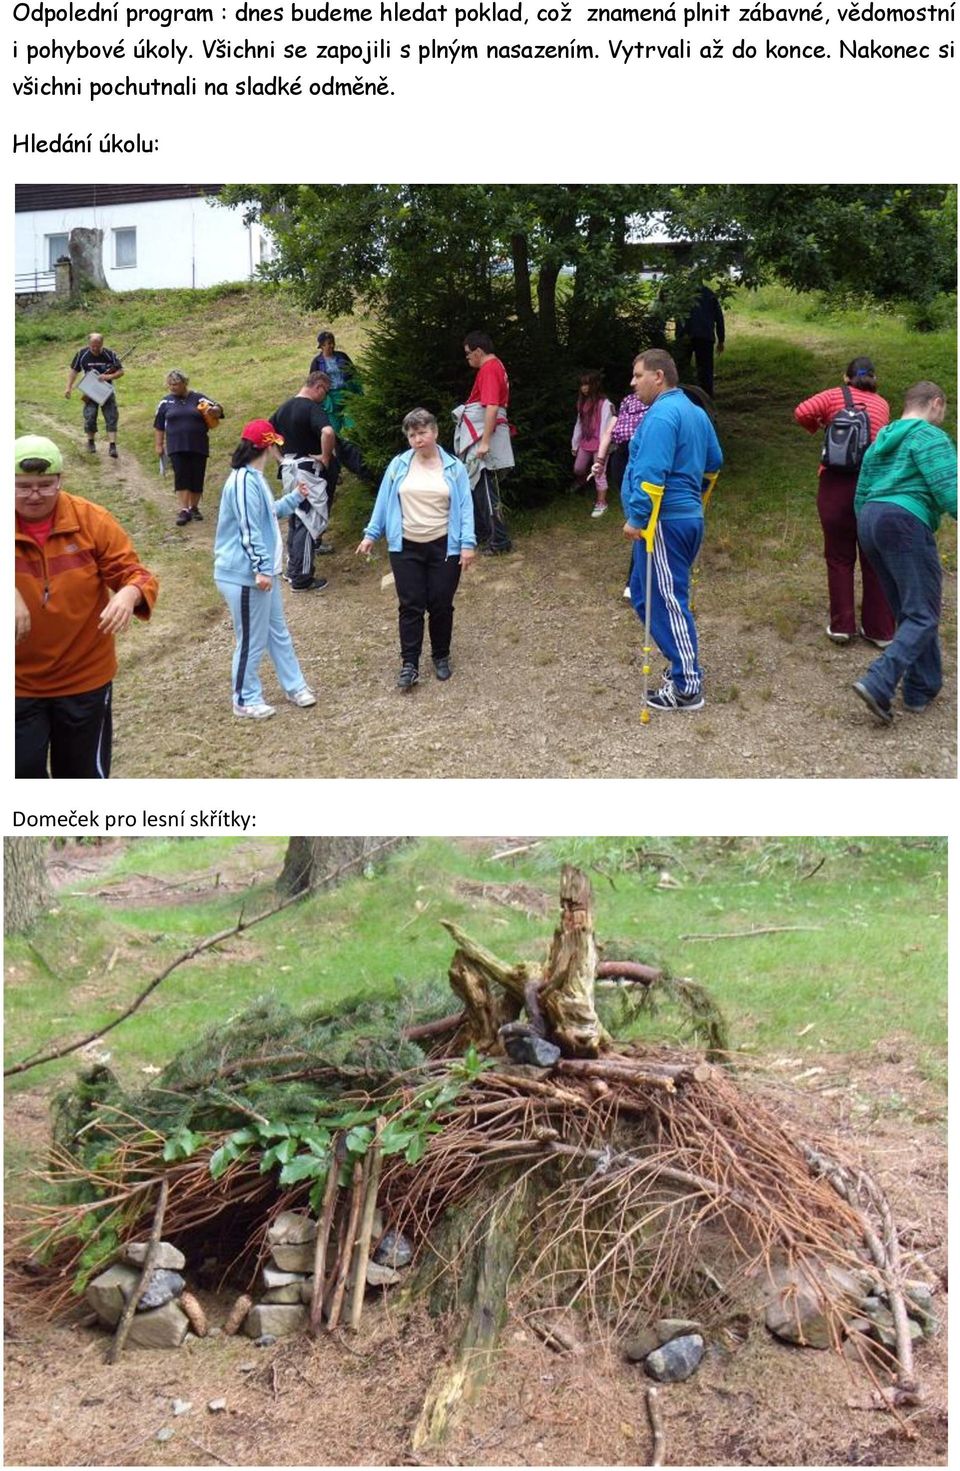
[622,349,723,711]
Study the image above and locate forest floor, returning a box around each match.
[4,838,949,1468]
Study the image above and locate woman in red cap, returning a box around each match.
[213,420,317,719]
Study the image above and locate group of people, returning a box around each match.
[14,308,956,775]
[794,359,957,723]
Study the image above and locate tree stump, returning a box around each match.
[443,865,609,1058]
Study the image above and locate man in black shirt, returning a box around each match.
[270,372,337,590]
[674,285,726,399]
[65,332,124,457]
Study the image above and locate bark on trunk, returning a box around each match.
[4,839,51,934]
[68,228,108,291]
[277,837,406,897]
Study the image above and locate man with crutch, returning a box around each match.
[622,349,723,714]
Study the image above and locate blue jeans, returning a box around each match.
[629,516,704,695]
[856,502,943,708]
[217,579,307,708]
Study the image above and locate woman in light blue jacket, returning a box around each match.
[214,419,316,719]
[356,408,476,690]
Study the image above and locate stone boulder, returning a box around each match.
[123,1241,185,1271]
[262,1284,306,1305]
[244,1304,307,1339]
[373,1228,414,1269]
[270,1243,315,1274]
[764,1260,863,1349]
[125,1301,190,1350]
[86,1264,141,1326]
[267,1211,317,1247]
[645,1334,705,1383]
[139,1270,185,1310]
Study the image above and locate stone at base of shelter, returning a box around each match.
[125,1300,191,1349]
[244,1304,308,1338]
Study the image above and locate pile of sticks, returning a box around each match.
[308,1119,384,1336]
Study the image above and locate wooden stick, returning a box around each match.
[646,1385,666,1468]
[309,1145,341,1335]
[678,925,823,943]
[104,1177,168,1363]
[556,1058,711,1086]
[402,1011,466,1042]
[326,1160,364,1332]
[348,1121,385,1333]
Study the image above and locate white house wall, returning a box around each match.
[15,196,267,291]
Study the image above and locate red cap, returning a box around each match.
[242,419,284,449]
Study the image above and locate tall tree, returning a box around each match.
[4,838,51,934]
[277,837,407,898]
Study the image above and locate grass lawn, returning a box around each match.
[4,837,947,1122]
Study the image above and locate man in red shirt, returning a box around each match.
[460,330,513,554]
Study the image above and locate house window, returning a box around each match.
[46,233,69,269]
[113,227,137,269]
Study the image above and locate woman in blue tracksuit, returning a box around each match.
[214,419,317,720]
[356,408,476,690]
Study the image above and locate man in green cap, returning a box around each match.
[14,435,159,778]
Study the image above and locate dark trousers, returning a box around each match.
[818,469,895,640]
[15,682,113,778]
[82,397,119,437]
[676,336,715,398]
[856,502,943,708]
[286,514,319,587]
[471,467,512,552]
[389,537,462,666]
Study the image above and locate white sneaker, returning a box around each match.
[622,585,632,601]
[591,503,608,518]
[826,625,852,645]
[860,629,893,650]
[286,686,317,708]
[233,701,275,719]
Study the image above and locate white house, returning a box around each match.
[15,185,273,292]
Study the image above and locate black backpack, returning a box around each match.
[821,384,872,472]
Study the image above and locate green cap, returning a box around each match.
[15,435,63,475]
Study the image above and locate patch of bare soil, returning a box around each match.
[45,840,282,907]
[90,461,955,778]
[4,1049,945,1468]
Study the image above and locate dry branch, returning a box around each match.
[595,960,663,984]
[104,1177,168,1363]
[678,925,824,943]
[348,1120,385,1333]
[646,1385,666,1468]
[327,1161,365,1333]
[310,1143,341,1335]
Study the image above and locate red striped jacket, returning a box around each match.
[794,386,890,473]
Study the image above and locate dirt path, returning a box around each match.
[104,499,955,779]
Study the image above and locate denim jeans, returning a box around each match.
[856,501,943,708]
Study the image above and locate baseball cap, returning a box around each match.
[15,435,63,475]
[241,420,284,449]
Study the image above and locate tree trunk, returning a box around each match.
[277,837,407,897]
[4,839,51,934]
[537,263,561,348]
[510,232,536,330]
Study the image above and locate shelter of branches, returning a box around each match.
[11,867,929,1444]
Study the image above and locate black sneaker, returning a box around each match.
[175,509,192,526]
[433,656,452,681]
[316,542,335,556]
[191,506,203,521]
[853,680,893,726]
[86,440,97,454]
[645,679,705,713]
[290,577,328,592]
[397,663,419,691]
[108,444,118,459]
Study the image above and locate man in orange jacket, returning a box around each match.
[14,435,159,778]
